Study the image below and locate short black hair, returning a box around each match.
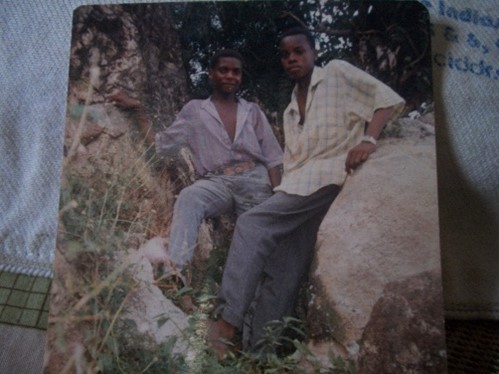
[209,49,244,70]
[278,27,316,50]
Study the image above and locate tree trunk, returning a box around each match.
[69,4,190,129]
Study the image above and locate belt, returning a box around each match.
[215,160,256,176]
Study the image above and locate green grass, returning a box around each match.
[50,115,355,373]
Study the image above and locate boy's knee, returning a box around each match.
[236,209,265,233]
[174,185,202,209]
[237,209,254,225]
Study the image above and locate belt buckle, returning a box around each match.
[222,165,235,175]
[221,161,253,176]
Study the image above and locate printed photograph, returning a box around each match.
[45,1,445,372]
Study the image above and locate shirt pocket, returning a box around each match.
[303,120,334,155]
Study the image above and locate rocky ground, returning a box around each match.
[46,102,446,372]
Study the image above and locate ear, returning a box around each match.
[208,69,213,81]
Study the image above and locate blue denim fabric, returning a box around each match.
[168,164,272,267]
[423,0,499,319]
[0,1,154,278]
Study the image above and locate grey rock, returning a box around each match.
[357,271,447,373]
[306,127,445,369]
[121,249,191,354]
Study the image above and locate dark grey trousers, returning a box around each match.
[217,184,341,349]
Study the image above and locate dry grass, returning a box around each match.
[45,94,349,373]
[45,98,184,372]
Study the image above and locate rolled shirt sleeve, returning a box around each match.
[155,105,191,158]
[252,104,283,169]
[277,60,405,196]
[334,60,405,123]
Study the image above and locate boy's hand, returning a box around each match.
[345,142,376,174]
[108,91,141,109]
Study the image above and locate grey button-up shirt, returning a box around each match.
[155,97,283,176]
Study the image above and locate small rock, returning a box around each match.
[121,249,191,354]
[138,236,169,268]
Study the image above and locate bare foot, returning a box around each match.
[207,318,236,360]
[179,295,197,313]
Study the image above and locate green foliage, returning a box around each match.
[98,335,188,373]
[53,125,185,372]
[380,119,403,139]
[171,1,300,113]
[253,317,306,357]
[56,5,382,370]
[58,159,355,372]
[327,354,356,374]
[171,0,432,113]
[52,217,191,372]
[60,130,169,244]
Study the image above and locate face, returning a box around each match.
[209,57,242,95]
[279,34,316,82]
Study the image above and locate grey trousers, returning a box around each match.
[217,184,341,348]
[168,164,272,268]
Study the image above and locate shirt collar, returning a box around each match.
[201,96,244,111]
[289,65,325,113]
[310,64,325,89]
[200,96,251,140]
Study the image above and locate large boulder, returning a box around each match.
[306,118,446,369]
[357,271,447,373]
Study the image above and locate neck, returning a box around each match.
[296,72,312,93]
[211,91,237,103]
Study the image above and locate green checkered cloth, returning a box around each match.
[0,271,51,329]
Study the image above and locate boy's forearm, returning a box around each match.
[365,107,394,139]
[109,91,155,144]
[135,108,155,144]
[344,106,395,174]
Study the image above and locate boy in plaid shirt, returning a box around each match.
[208,28,405,357]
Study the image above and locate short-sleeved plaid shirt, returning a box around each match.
[275,60,405,196]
